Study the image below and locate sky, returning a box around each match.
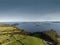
[0,0,60,22]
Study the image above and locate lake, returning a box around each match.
[0,22,60,33]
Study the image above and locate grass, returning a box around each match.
[21,36,44,45]
[0,34,44,45]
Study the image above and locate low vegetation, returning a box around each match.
[0,24,59,45]
[0,24,45,45]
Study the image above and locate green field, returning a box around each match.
[0,34,44,45]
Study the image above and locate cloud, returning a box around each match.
[0,0,60,22]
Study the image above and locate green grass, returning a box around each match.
[0,34,44,45]
[22,36,44,45]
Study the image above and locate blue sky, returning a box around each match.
[0,0,60,22]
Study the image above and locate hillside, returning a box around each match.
[32,29,58,45]
[0,24,44,45]
[0,24,59,45]
[0,34,44,45]
[56,34,60,45]
[57,38,60,45]
[3,35,44,45]
[42,29,58,42]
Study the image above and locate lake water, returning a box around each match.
[0,22,60,33]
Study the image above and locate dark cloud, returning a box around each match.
[0,0,60,22]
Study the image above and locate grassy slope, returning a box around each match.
[57,34,60,45]
[57,37,60,45]
[0,34,44,45]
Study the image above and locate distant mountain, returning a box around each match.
[51,22,60,23]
